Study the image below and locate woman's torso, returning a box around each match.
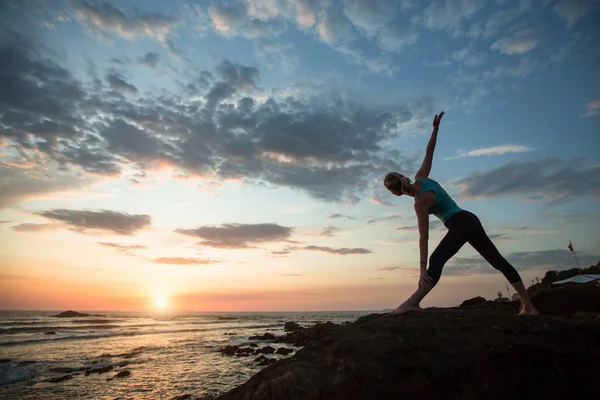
[415,178,462,223]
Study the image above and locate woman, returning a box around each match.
[384,111,539,315]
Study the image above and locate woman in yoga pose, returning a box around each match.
[384,112,538,315]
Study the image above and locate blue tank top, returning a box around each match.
[416,179,461,222]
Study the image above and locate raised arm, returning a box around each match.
[415,111,444,180]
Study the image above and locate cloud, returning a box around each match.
[208,1,248,37]
[36,209,151,235]
[328,213,358,220]
[422,0,487,34]
[98,242,147,254]
[11,223,57,232]
[443,144,534,160]
[320,226,342,237]
[472,0,532,38]
[452,158,600,204]
[106,71,138,95]
[0,220,11,224]
[446,248,600,276]
[396,220,443,231]
[378,24,418,51]
[378,266,401,271]
[302,245,372,255]
[151,257,214,265]
[175,223,293,248]
[140,52,160,69]
[483,56,538,79]
[490,30,539,55]
[584,100,600,117]
[0,34,423,206]
[317,6,353,45]
[72,0,175,40]
[343,0,396,37]
[553,0,598,27]
[366,215,402,224]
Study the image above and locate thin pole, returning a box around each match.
[569,241,582,275]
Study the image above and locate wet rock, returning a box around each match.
[217,308,600,400]
[258,357,277,367]
[45,331,56,335]
[114,370,131,378]
[275,347,293,355]
[0,359,11,363]
[284,322,302,332]
[248,332,276,340]
[171,394,193,400]
[255,346,275,354]
[85,365,113,375]
[47,375,73,383]
[54,310,106,318]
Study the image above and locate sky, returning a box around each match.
[0,0,599,312]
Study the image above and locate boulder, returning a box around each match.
[459,296,488,307]
[216,308,600,400]
[284,322,302,332]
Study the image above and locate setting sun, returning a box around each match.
[155,296,167,308]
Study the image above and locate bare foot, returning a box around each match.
[518,307,539,315]
[389,302,422,315]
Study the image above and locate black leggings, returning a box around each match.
[426,210,522,286]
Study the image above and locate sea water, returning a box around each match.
[0,310,371,399]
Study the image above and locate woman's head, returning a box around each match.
[384,172,412,196]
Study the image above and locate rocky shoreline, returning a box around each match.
[208,284,600,400]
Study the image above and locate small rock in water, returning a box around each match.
[255,346,275,354]
[248,332,276,340]
[258,357,277,367]
[284,321,303,332]
[0,359,11,363]
[114,370,131,378]
[45,331,56,335]
[47,375,73,383]
[275,347,293,355]
[85,365,113,375]
[170,394,193,400]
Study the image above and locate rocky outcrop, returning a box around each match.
[530,284,600,316]
[54,310,106,318]
[216,308,600,400]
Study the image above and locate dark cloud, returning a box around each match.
[0,33,421,207]
[454,158,600,204]
[72,0,175,40]
[36,209,151,235]
[106,71,138,95]
[320,226,341,237]
[140,52,160,68]
[328,213,357,220]
[395,220,443,231]
[98,242,147,254]
[151,257,214,265]
[175,223,293,248]
[11,223,56,232]
[302,245,371,255]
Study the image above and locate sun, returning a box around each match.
[155,295,167,308]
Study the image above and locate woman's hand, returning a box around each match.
[432,111,445,129]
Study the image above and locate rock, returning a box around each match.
[258,358,277,367]
[249,332,276,341]
[459,296,488,307]
[47,375,73,383]
[45,331,56,335]
[255,346,275,354]
[114,370,131,378]
[219,345,255,357]
[284,322,302,332]
[171,395,193,400]
[531,284,600,317]
[54,310,106,318]
[0,359,11,363]
[275,347,293,355]
[85,365,113,375]
[216,308,600,400]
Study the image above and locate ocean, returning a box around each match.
[0,310,372,399]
